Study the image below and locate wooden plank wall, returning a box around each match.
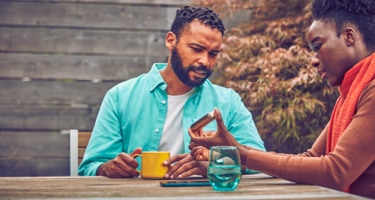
[0,0,193,176]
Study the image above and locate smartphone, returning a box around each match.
[190,110,215,132]
[160,180,211,187]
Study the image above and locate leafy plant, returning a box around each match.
[198,0,339,153]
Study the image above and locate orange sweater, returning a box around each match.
[246,55,375,198]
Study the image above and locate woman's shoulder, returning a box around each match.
[358,79,375,107]
[361,79,375,95]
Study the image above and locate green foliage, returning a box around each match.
[199,0,339,153]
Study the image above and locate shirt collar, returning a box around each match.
[148,63,168,92]
[147,63,205,92]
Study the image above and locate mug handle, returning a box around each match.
[132,154,141,159]
[131,154,142,173]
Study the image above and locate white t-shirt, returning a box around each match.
[158,89,194,156]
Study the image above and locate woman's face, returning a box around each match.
[307,20,356,87]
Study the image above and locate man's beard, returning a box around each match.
[171,48,212,87]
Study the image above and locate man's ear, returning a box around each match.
[343,26,356,47]
[165,32,177,50]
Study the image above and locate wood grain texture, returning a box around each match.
[0,0,187,176]
[0,27,168,55]
[0,174,365,199]
[0,2,179,30]
[0,131,70,176]
[0,0,193,6]
[0,79,118,105]
[0,53,158,81]
[78,131,91,165]
[0,105,98,130]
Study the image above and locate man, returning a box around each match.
[78,5,265,179]
[189,0,375,198]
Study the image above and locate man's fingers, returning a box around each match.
[169,160,208,179]
[170,160,193,178]
[130,147,143,157]
[165,154,191,178]
[164,154,187,165]
[114,154,140,177]
[103,160,134,178]
[118,153,139,169]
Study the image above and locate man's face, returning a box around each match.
[170,20,222,87]
[170,47,212,87]
[307,20,357,87]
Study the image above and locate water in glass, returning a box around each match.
[207,146,242,191]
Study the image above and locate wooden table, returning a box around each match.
[0,173,368,199]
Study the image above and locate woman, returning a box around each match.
[188,0,375,198]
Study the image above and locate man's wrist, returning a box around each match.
[96,163,105,176]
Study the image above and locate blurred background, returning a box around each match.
[0,0,338,176]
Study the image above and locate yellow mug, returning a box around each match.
[132,151,170,179]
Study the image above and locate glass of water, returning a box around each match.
[207,146,242,191]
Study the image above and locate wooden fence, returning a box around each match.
[0,0,251,176]
[0,0,193,176]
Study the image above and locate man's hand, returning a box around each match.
[163,154,208,179]
[96,148,142,178]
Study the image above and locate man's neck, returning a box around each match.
[160,67,193,95]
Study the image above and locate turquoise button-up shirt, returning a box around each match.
[79,63,265,176]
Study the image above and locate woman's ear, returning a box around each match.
[165,32,177,50]
[343,26,356,47]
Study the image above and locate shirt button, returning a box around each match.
[161,100,166,104]
[155,128,160,133]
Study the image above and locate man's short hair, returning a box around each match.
[170,5,225,39]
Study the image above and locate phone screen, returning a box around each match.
[160,180,211,187]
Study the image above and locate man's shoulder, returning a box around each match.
[110,73,149,92]
[202,81,237,95]
[110,64,164,92]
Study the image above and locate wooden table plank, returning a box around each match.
[0,174,367,199]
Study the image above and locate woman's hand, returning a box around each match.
[190,145,210,161]
[188,108,239,149]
